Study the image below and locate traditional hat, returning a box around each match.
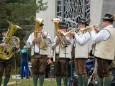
[59,22,68,29]
[78,19,86,24]
[78,18,90,26]
[102,14,114,22]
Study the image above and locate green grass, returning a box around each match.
[2,78,61,86]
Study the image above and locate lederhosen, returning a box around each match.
[55,54,69,77]
[74,58,87,75]
[0,58,13,77]
[55,39,71,77]
[0,38,13,77]
[31,53,48,75]
[96,57,111,78]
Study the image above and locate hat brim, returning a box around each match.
[59,22,68,29]
[102,18,114,21]
[78,21,86,24]
[40,23,44,26]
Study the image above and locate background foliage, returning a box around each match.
[0,0,48,46]
[0,0,47,25]
[0,0,48,70]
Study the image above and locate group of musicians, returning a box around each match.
[0,13,115,86]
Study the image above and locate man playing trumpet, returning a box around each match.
[52,22,73,86]
[70,18,91,86]
[90,13,115,86]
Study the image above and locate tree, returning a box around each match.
[0,0,48,69]
[0,0,48,25]
[0,0,48,46]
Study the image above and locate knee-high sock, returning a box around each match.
[0,77,2,86]
[39,75,45,86]
[33,75,39,86]
[78,75,83,86]
[4,77,10,86]
[104,76,111,86]
[56,76,61,86]
[98,78,103,86]
[82,75,88,86]
[63,77,68,86]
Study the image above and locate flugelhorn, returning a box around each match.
[64,28,77,36]
[81,24,100,33]
[34,18,46,49]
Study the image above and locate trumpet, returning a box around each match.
[64,28,77,36]
[81,24,100,33]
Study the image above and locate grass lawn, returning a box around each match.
[2,77,63,86]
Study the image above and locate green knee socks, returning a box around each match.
[39,75,45,86]
[98,76,111,86]
[33,75,39,86]
[98,78,103,86]
[0,77,2,86]
[4,77,10,86]
[78,75,83,86]
[33,75,45,86]
[63,77,68,86]
[82,75,88,86]
[56,77,61,86]
[78,75,88,86]
[104,76,111,86]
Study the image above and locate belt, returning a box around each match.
[34,53,40,55]
[34,53,47,56]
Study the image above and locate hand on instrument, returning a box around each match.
[32,39,39,44]
[47,58,52,64]
[55,38,61,44]
[90,25,99,32]
[41,32,47,39]
[16,44,20,49]
[69,31,76,36]
[93,25,100,32]
[90,26,95,31]
[0,43,7,47]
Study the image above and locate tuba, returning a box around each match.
[0,21,21,60]
[34,18,46,49]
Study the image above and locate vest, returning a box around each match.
[75,32,91,58]
[94,27,115,60]
[59,44,72,58]
[28,32,51,56]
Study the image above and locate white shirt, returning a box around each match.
[91,25,112,43]
[27,32,39,53]
[74,31,91,45]
[27,32,52,56]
